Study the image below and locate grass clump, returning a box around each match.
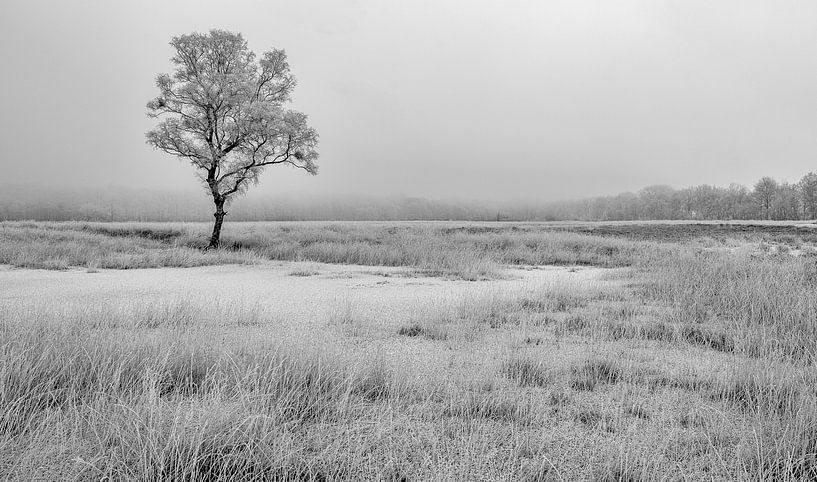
[574,408,615,433]
[602,302,641,321]
[561,314,590,334]
[710,366,801,415]
[549,289,590,312]
[443,391,533,424]
[397,322,449,341]
[593,451,655,482]
[623,403,651,420]
[397,323,423,337]
[681,324,734,352]
[638,321,675,342]
[570,357,622,391]
[500,355,552,387]
[604,320,675,343]
[549,389,571,406]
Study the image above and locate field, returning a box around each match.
[1,220,817,480]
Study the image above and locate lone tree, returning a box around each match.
[146,29,319,248]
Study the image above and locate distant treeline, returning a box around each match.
[1,172,816,222]
[540,172,817,222]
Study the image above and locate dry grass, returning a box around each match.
[0,221,671,278]
[0,222,258,270]
[1,302,403,479]
[2,221,817,479]
[501,354,553,388]
[643,251,817,362]
[569,357,623,391]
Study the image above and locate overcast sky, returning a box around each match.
[1,0,815,201]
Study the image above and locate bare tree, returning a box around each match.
[725,183,751,219]
[799,172,817,220]
[639,185,677,219]
[753,177,778,220]
[146,29,319,248]
[772,182,800,220]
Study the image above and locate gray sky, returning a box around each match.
[1,0,815,201]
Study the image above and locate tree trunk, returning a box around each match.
[208,199,226,249]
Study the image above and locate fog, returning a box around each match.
[1,0,815,203]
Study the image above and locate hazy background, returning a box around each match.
[1,0,815,204]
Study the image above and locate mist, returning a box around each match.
[1,0,816,203]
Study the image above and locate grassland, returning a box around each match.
[1,220,816,480]
[0,221,677,279]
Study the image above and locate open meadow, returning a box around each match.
[1,220,817,480]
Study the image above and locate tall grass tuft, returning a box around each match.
[500,354,552,387]
[570,357,623,391]
[644,251,817,362]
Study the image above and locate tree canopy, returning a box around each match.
[146,29,318,247]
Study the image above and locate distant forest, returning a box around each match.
[2,172,816,222]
